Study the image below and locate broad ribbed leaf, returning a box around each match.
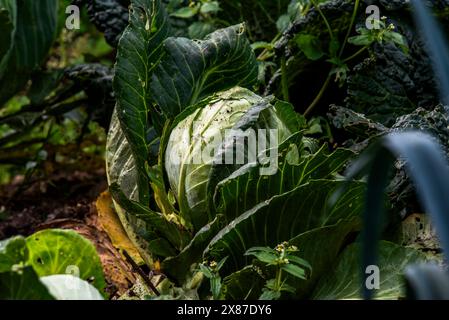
[289,219,361,298]
[0,5,14,71]
[0,0,58,106]
[0,0,16,79]
[0,236,27,272]
[150,24,258,118]
[221,219,360,299]
[312,241,426,300]
[106,110,161,264]
[0,267,54,300]
[109,182,191,253]
[205,179,365,274]
[161,215,225,283]
[113,0,171,205]
[213,139,354,222]
[26,229,106,293]
[222,265,265,300]
[107,111,143,246]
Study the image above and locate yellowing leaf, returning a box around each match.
[96,191,143,265]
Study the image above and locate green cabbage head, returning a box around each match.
[165,86,298,230]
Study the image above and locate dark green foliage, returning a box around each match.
[391,105,449,152]
[0,6,13,64]
[150,24,258,120]
[72,0,130,47]
[65,63,115,128]
[3,0,449,301]
[103,0,449,300]
[271,0,355,97]
[218,0,291,42]
[330,103,449,213]
[0,267,55,300]
[205,180,365,274]
[340,131,449,299]
[0,0,59,106]
[0,230,105,300]
[345,40,438,126]
[312,240,426,299]
[0,63,114,168]
[275,0,354,50]
[328,105,388,141]
[271,0,445,124]
[113,0,171,205]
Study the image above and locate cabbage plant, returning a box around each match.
[106,0,428,299]
[0,0,445,301]
[165,87,296,230]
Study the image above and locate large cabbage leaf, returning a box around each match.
[0,0,15,76]
[205,179,365,275]
[222,219,361,299]
[106,110,161,264]
[0,267,54,300]
[161,138,361,284]
[0,0,58,106]
[26,229,106,293]
[311,241,427,299]
[114,0,171,205]
[150,24,258,121]
[0,236,27,272]
[0,230,106,299]
[0,0,16,77]
[212,140,354,223]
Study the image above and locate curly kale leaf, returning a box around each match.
[344,0,447,126]
[265,0,355,101]
[218,0,292,42]
[65,63,115,127]
[329,103,449,151]
[330,103,449,214]
[270,0,446,124]
[345,39,438,126]
[72,0,129,47]
[388,105,449,212]
[391,105,449,153]
[275,0,355,51]
[343,0,449,126]
[328,105,388,140]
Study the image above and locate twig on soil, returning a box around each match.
[123,250,160,296]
